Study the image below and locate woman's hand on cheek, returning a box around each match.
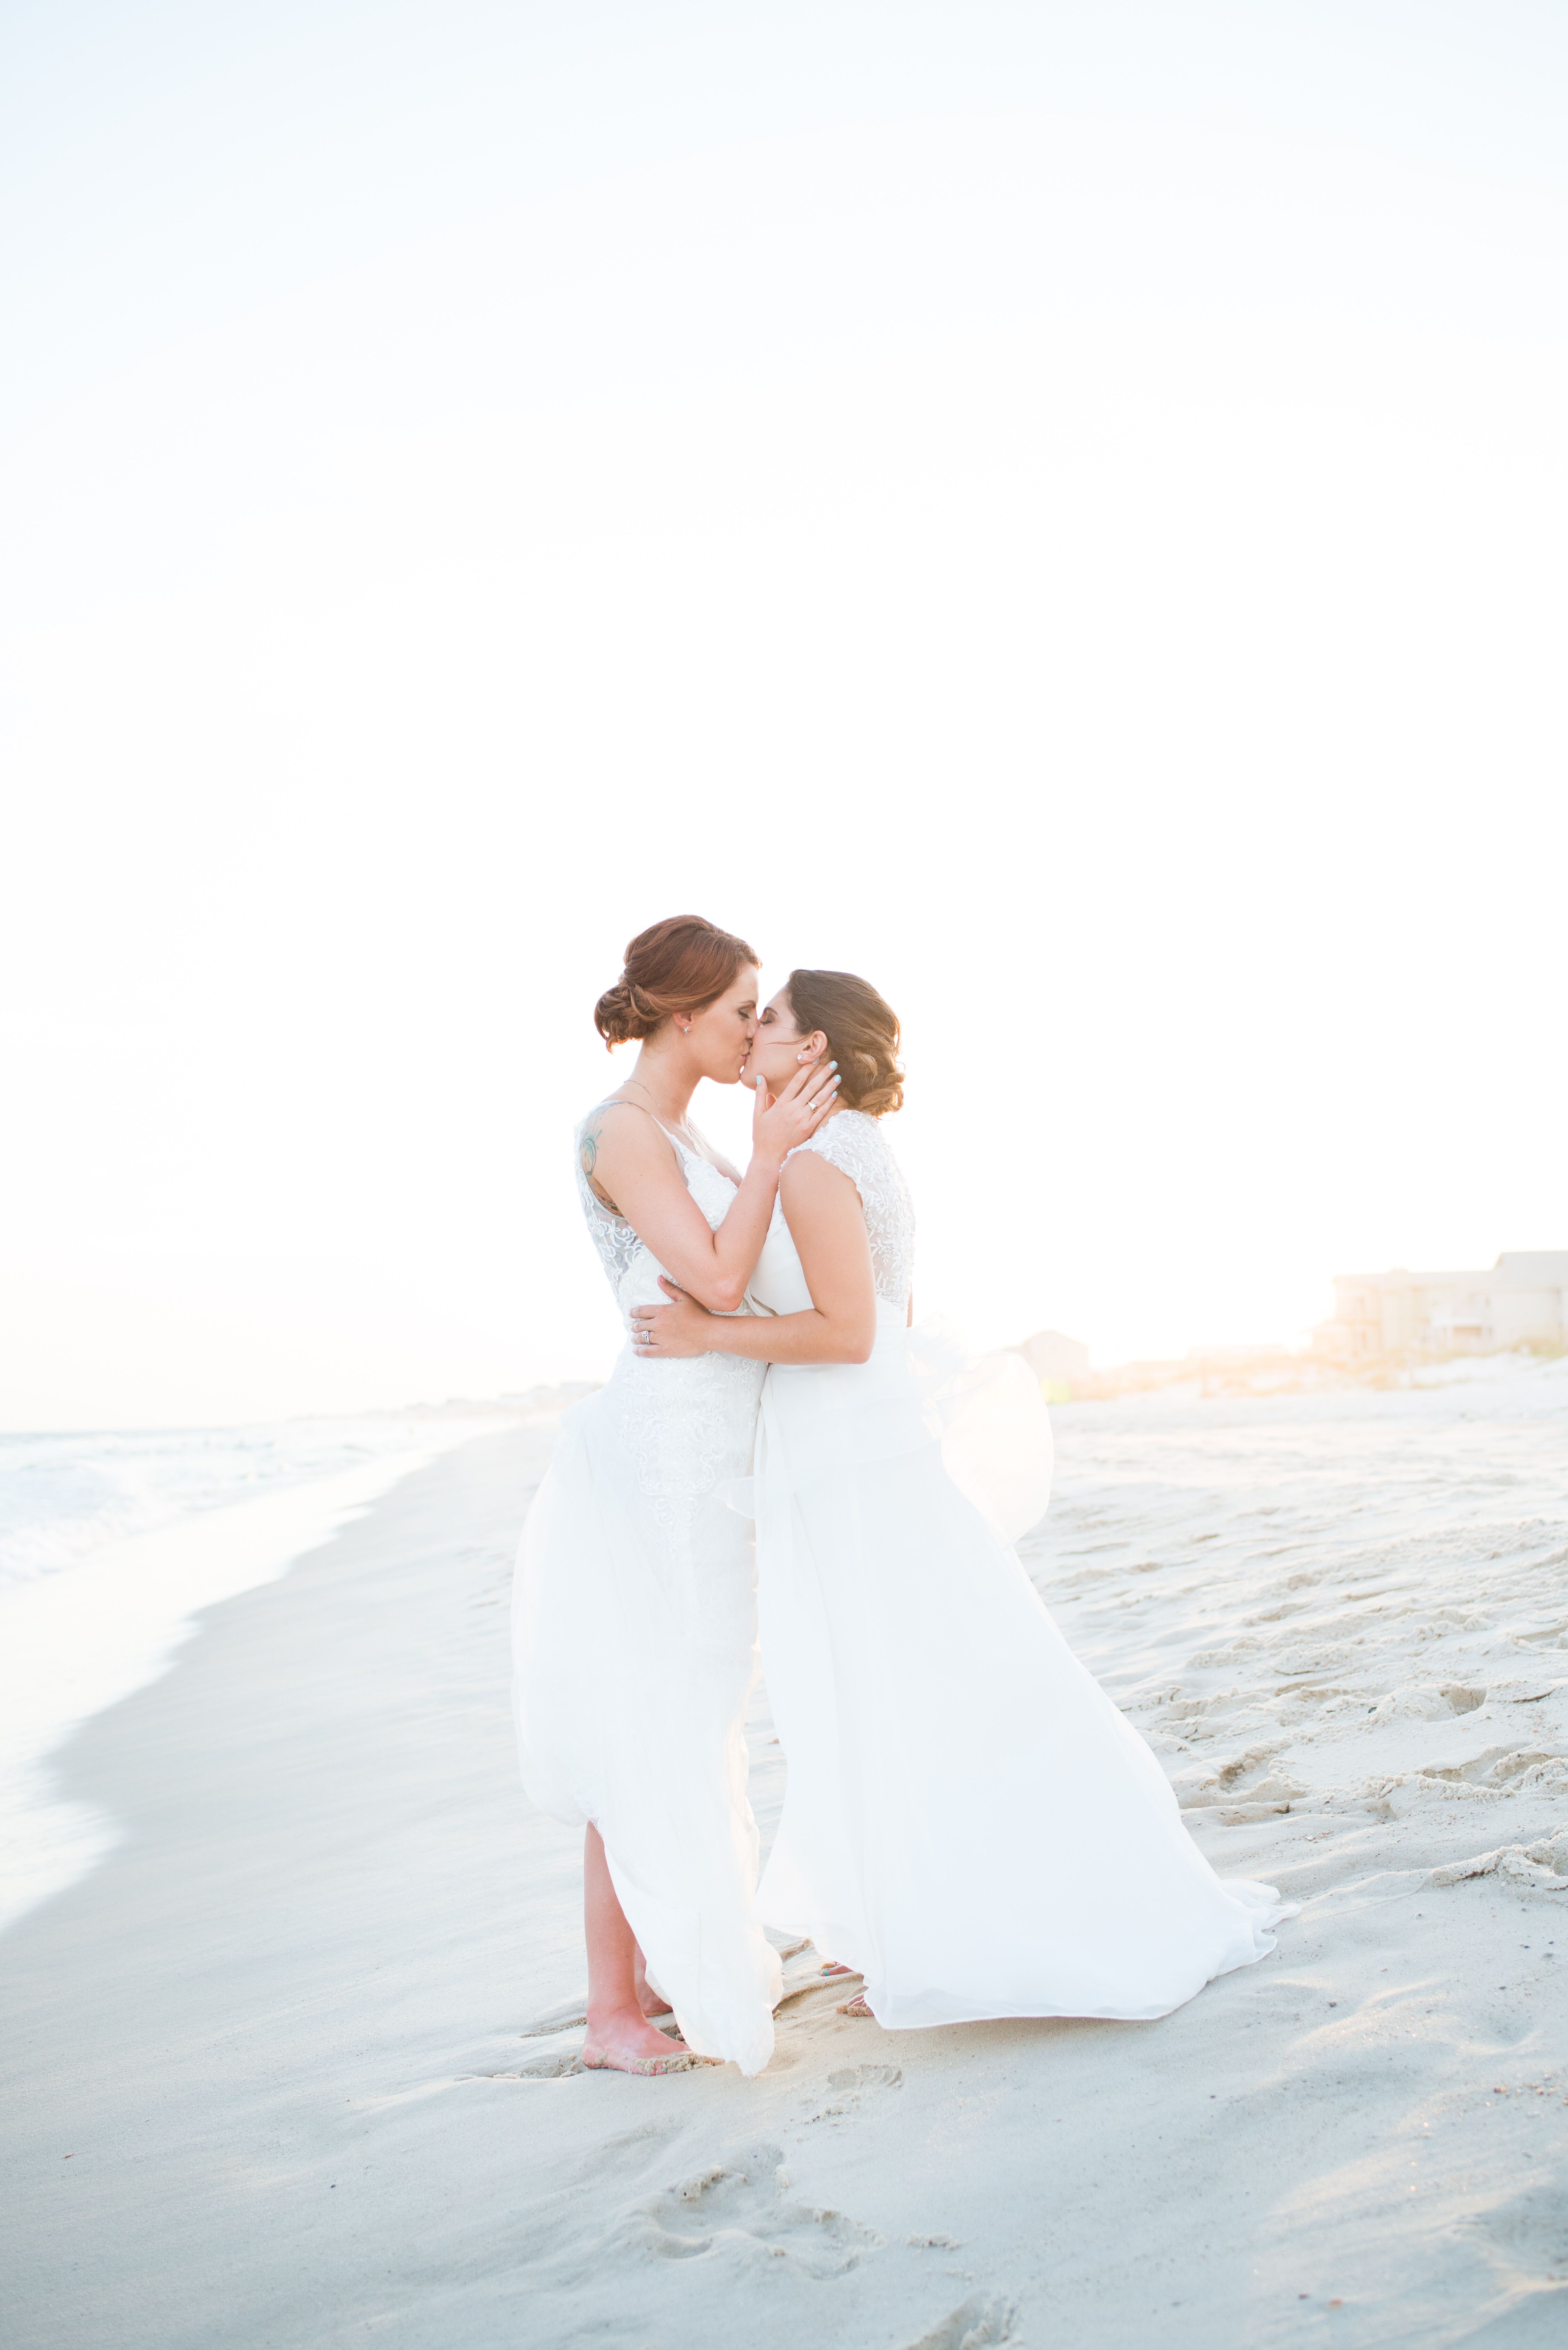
[751,1058,840,1162]
[629,1278,714,1358]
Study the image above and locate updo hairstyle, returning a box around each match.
[785,969,904,1117]
[594,915,760,1048]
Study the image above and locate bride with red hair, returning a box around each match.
[512,916,836,2076]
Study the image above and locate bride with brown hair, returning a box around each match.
[512,916,836,2077]
[635,968,1293,2035]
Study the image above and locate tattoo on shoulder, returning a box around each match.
[579,1118,603,1177]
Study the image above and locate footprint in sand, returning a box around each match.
[615,2140,884,2276]
[898,2289,1019,2348]
[803,2061,904,2124]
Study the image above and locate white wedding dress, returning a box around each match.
[748,1109,1293,2028]
[511,1110,781,2074]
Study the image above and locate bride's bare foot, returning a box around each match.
[581,2005,712,2076]
[633,1945,673,2019]
[581,1843,709,2074]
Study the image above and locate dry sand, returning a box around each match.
[3,1366,1567,2348]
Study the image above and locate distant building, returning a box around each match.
[1014,1329,1091,1383]
[1315,1252,1568,1361]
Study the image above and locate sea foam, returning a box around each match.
[0,1411,510,1933]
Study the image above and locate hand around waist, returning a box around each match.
[630,1276,717,1359]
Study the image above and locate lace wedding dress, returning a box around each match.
[511,1110,782,2074]
[748,1109,1293,2028]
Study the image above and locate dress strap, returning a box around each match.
[585,1096,695,1160]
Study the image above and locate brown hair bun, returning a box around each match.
[594,915,759,1048]
[785,969,904,1117]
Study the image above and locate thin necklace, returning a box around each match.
[623,1075,694,1136]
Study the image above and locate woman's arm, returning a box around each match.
[631,1151,877,1363]
[584,1070,836,1313]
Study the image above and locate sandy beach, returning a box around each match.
[4,1368,1567,2349]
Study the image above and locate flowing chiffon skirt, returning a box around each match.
[513,1342,781,2074]
[753,1308,1293,2027]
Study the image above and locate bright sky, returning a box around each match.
[4,1,1566,1428]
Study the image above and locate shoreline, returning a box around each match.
[0,1420,514,1938]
